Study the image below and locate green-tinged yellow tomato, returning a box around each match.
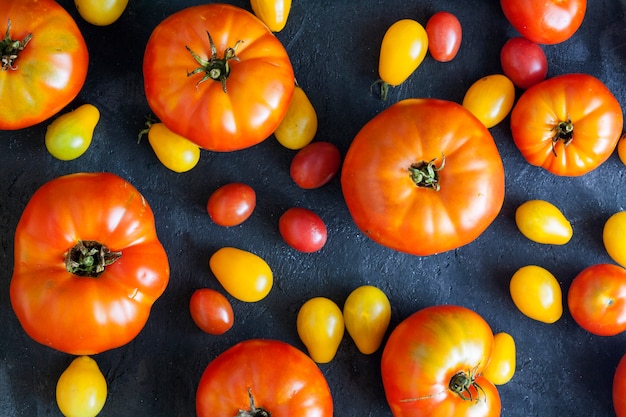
[482,332,516,385]
[604,211,626,269]
[45,104,99,161]
[56,356,107,417]
[463,74,515,128]
[343,285,391,354]
[297,297,344,363]
[250,0,291,32]
[510,265,563,324]
[74,0,129,26]
[146,122,200,173]
[274,85,318,150]
[209,247,273,302]
[515,199,573,245]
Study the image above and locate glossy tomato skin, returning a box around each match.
[209,247,273,302]
[250,0,292,32]
[515,200,572,245]
[207,183,256,227]
[614,353,626,417]
[381,305,500,417]
[297,297,345,363]
[500,37,548,90]
[567,264,626,336]
[510,265,563,324]
[341,98,504,256]
[482,332,516,385]
[147,122,200,173]
[462,74,515,129]
[343,285,391,354]
[500,0,587,45]
[10,173,170,355]
[603,212,626,269]
[510,73,623,176]
[425,11,462,62]
[74,0,129,26]
[290,141,342,189]
[279,207,328,253]
[189,288,234,335]
[274,85,318,150]
[45,104,100,161]
[143,4,294,151]
[56,356,107,417]
[0,0,89,130]
[196,339,333,417]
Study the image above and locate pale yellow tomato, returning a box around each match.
[56,356,107,417]
[209,247,273,302]
[250,0,292,32]
[482,332,516,385]
[343,285,391,354]
[510,265,563,323]
[603,211,626,268]
[274,85,318,150]
[45,104,99,161]
[145,122,200,173]
[462,74,515,128]
[75,0,129,26]
[297,297,344,363]
[515,199,573,245]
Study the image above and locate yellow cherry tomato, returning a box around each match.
[515,199,573,245]
[482,332,516,385]
[510,265,563,324]
[603,211,626,268]
[250,0,292,32]
[144,122,200,173]
[56,356,107,417]
[618,133,626,165]
[297,297,344,363]
[74,0,129,26]
[462,74,515,128]
[274,85,318,150]
[209,247,273,302]
[343,285,391,354]
[377,19,428,100]
[45,104,99,161]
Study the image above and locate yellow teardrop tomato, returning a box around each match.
[515,199,573,245]
[510,265,563,323]
[146,122,200,173]
[250,0,291,32]
[376,19,428,100]
[56,356,107,417]
[45,104,99,161]
[462,74,515,128]
[482,332,516,385]
[297,297,344,363]
[74,0,129,26]
[343,285,391,354]
[209,247,273,302]
[274,85,318,150]
[618,134,626,166]
[603,211,626,268]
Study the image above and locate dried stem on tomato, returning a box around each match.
[448,369,486,403]
[1,19,32,71]
[408,154,445,191]
[186,31,243,92]
[65,240,122,277]
[551,117,574,156]
[235,388,270,417]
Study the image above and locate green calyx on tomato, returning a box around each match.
[448,369,485,402]
[1,19,31,70]
[186,30,242,92]
[409,154,445,191]
[65,240,122,278]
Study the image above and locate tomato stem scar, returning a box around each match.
[186,30,243,92]
[408,154,445,191]
[65,240,122,277]
[1,19,32,71]
[235,388,270,417]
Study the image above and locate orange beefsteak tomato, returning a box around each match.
[10,173,169,355]
[0,0,89,130]
[143,3,294,152]
[341,98,505,256]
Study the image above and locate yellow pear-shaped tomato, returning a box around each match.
[56,356,107,417]
[209,247,273,302]
[343,285,391,354]
[297,297,344,363]
[250,0,292,32]
[510,265,563,323]
[462,74,515,128]
[274,85,318,150]
[74,0,129,26]
[482,332,516,385]
[603,211,626,268]
[45,104,99,161]
[515,199,573,245]
[618,134,626,166]
[147,122,201,173]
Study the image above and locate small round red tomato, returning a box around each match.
[207,183,256,227]
[500,0,587,45]
[614,353,626,417]
[279,208,328,253]
[425,11,462,62]
[290,142,342,189]
[196,339,333,417]
[189,288,234,335]
[500,37,548,89]
[567,263,626,336]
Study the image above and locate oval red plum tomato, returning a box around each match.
[279,208,328,253]
[500,37,548,90]
[290,142,342,189]
[189,288,234,335]
[614,353,626,417]
[207,183,256,227]
[425,11,462,62]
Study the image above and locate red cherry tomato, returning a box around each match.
[500,37,548,89]
[189,288,234,335]
[290,141,342,189]
[425,11,462,62]
[207,183,256,227]
[614,353,626,417]
[279,207,328,253]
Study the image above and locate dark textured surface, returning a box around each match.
[1,1,626,416]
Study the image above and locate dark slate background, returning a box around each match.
[1,0,626,416]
